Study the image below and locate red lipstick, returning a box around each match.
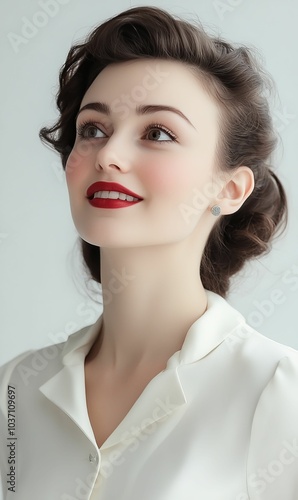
[86,181,143,209]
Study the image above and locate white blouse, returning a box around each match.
[1,290,298,499]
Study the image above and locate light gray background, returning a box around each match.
[1,0,297,365]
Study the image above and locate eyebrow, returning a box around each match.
[76,102,196,129]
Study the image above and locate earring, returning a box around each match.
[211,205,221,216]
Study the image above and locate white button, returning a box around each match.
[89,453,98,464]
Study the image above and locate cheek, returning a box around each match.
[65,143,91,183]
[141,158,190,196]
[141,155,208,200]
[65,154,75,181]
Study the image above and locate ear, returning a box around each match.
[216,166,254,215]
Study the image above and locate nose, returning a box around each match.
[94,134,131,173]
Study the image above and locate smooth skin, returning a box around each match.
[65,58,254,381]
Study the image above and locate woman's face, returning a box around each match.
[65,58,223,248]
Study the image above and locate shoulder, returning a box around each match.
[222,296,298,379]
[245,346,298,498]
[207,290,296,359]
[219,304,298,498]
[0,321,95,416]
[0,343,64,420]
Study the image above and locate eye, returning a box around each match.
[76,120,178,143]
[143,123,177,143]
[76,121,106,140]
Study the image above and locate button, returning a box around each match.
[89,453,99,464]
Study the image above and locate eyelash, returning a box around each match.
[76,120,178,143]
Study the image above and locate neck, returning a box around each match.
[87,240,208,375]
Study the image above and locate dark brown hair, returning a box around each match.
[39,6,288,297]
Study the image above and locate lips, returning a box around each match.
[86,181,142,200]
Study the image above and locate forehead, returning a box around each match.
[81,59,219,128]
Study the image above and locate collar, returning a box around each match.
[59,290,245,368]
[174,290,245,366]
[39,290,245,450]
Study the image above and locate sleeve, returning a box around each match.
[247,354,298,500]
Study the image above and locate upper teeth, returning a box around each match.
[93,191,139,202]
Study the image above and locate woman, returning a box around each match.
[1,6,297,499]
